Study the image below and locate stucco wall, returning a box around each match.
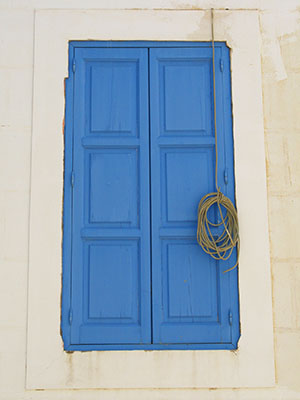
[0,1,299,399]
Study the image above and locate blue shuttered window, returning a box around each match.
[62,42,240,351]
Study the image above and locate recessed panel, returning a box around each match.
[160,62,212,135]
[87,241,139,322]
[89,62,138,135]
[89,150,138,226]
[164,241,218,322]
[162,149,214,224]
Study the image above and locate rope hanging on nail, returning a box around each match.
[196,9,240,273]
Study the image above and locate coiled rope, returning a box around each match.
[196,9,239,273]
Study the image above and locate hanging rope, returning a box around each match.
[196,9,239,273]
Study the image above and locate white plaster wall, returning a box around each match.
[0,0,300,399]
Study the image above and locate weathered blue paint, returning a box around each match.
[149,47,237,344]
[62,41,240,351]
[65,47,152,345]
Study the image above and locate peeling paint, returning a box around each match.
[259,7,300,81]
[66,352,74,386]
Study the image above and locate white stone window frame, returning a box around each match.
[27,9,275,389]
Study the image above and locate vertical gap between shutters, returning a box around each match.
[147,48,154,344]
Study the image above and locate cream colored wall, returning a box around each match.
[0,1,299,399]
[262,6,300,394]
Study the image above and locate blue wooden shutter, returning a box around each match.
[149,47,238,344]
[70,48,151,345]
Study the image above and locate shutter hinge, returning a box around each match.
[69,309,73,325]
[220,59,224,72]
[72,58,76,74]
[224,168,228,185]
[228,310,233,326]
[71,171,75,187]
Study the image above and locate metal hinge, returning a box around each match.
[224,168,228,185]
[220,59,224,72]
[228,310,233,326]
[71,171,75,187]
[69,309,73,325]
[72,58,76,74]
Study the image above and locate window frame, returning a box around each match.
[26,9,275,390]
